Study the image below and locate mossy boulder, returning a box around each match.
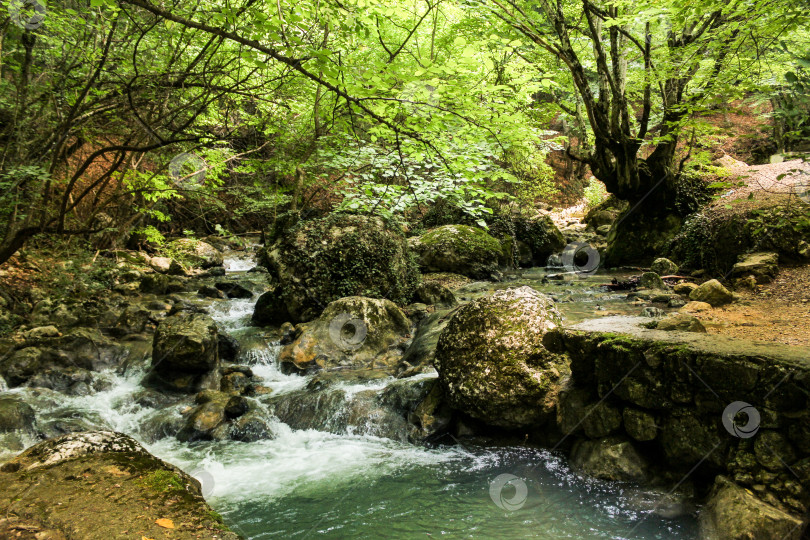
[147,313,220,393]
[650,257,679,276]
[434,286,568,429]
[410,224,503,278]
[258,214,420,323]
[0,396,36,433]
[0,431,238,539]
[482,212,567,266]
[166,238,224,269]
[690,279,735,306]
[279,296,413,374]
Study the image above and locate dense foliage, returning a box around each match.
[0,0,807,263]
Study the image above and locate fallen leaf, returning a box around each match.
[142,537,155,540]
[155,518,175,529]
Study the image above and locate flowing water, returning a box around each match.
[0,254,698,539]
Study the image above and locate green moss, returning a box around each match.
[140,469,184,493]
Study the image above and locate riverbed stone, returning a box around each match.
[639,272,666,290]
[690,279,735,306]
[252,286,291,326]
[651,258,679,276]
[673,282,699,295]
[148,313,220,393]
[215,281,253,299]
[681,301,713,313]
[699,476,802,540]
[413,282,458,308]
[0,396,36,433]
[435,286,567,429]
[570,436,651,483]
[656,313,707,333]
[279,296,412,373]
[409,224,503,279]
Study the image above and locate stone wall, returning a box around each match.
[543,318,810,521]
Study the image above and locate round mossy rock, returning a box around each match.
[409,224,503,279]
[434,286,568,429]
[258,214,420,323]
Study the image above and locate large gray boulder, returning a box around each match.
[279,296,412,373]
[435,286,568,429]
[258,214,420,323]
[148,313,220,393]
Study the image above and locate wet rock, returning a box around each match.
[409,224,502,279]
[0,431,238,538]
[0,329,127,390]
[217,333,240,363]
[166,238,224,268]
[148,255,174,273]
[656,313,707,333]
[731,252,779,284]
[639,272,666,290]
[435,286,568,429]
[596,224,612,236]
[113,305,155,335]
[220,371,251,395]
[139,273,170,295]
[279,296,412,373]
[224,395,249,419]
[215,281,253,299]
[570,436,651,483]
[623,408,658,441]
[147,313,220,393]
[198,285,226,299]
[650,258,679,276]
[229,411,274,442]
[699,476,802,540]
[641,307,666,318]
[398,308,458,376]
[413,282,458,308]
[0,397,35,433]
[690,279,735,306]
[673,282,699,295]
[405,380,452,441]
[279,322,296,344]
[177,394,229,442]
[258,214,419,323]
[251,287,291,326]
